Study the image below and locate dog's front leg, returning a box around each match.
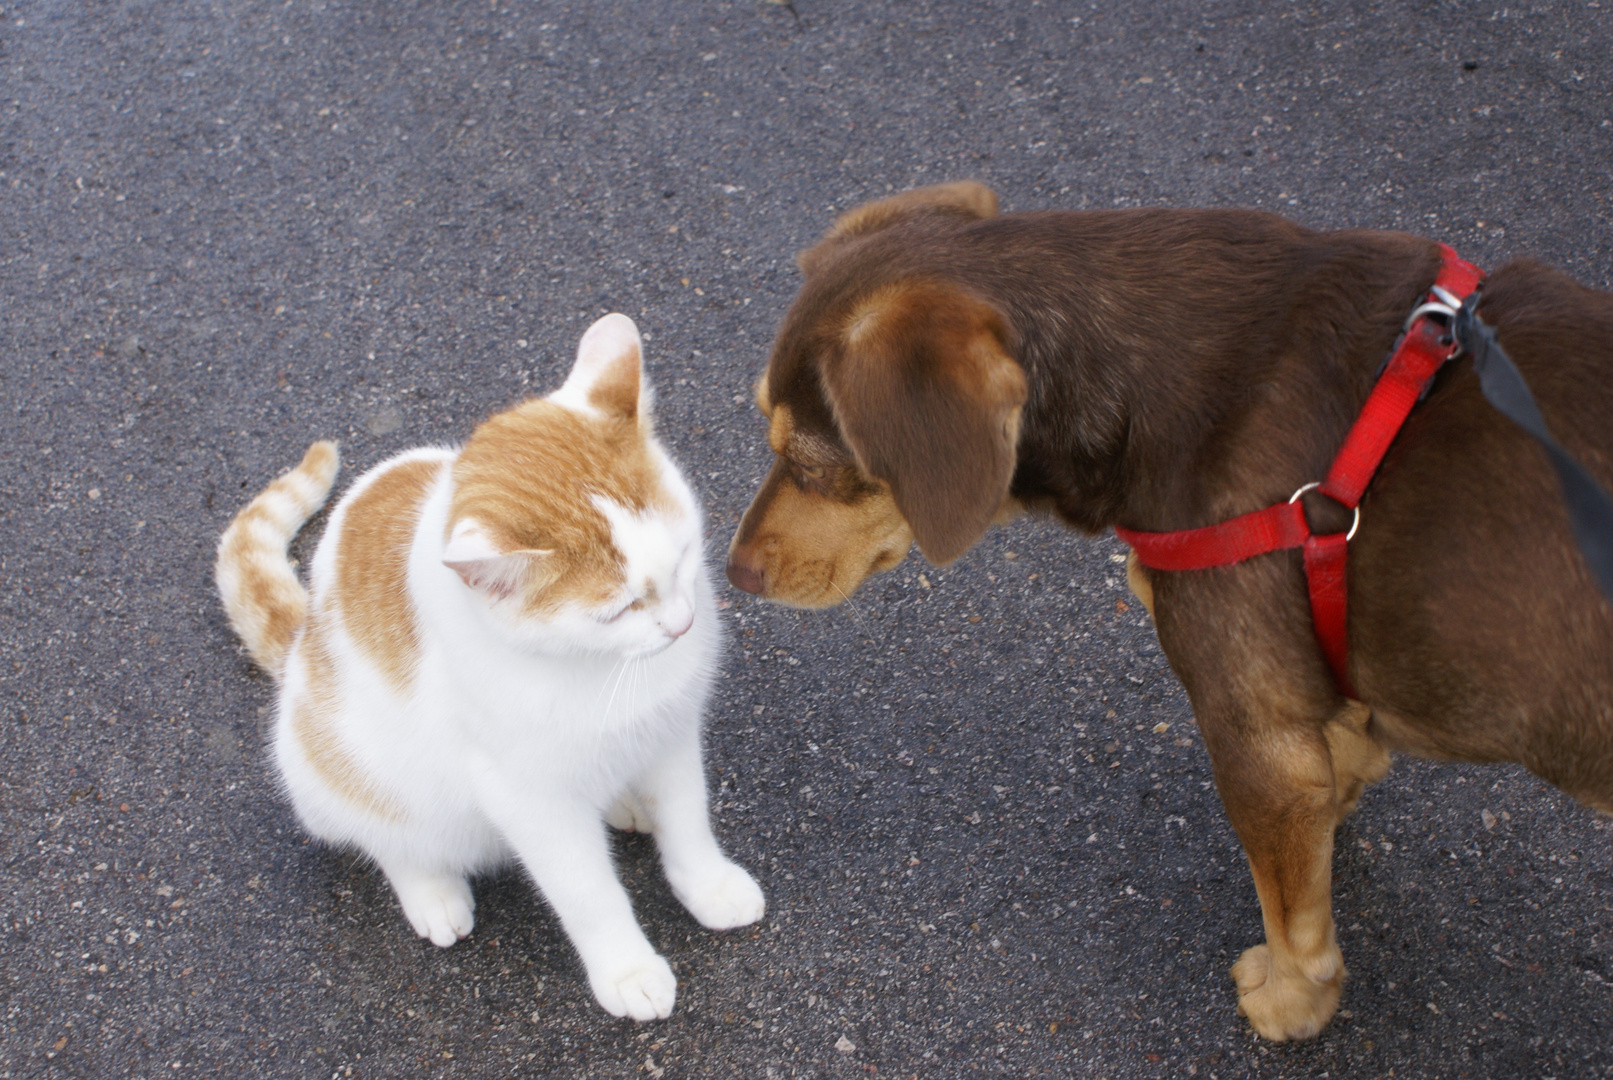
[1323,699,1391,823]
[1151,564,1372,1040]
[1201,710,1347,1040]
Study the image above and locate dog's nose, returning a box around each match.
[725,558,765,595]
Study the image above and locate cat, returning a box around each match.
[215,313,764,1021]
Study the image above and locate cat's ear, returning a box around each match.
[554,313,645,422]
[442,518,552,600]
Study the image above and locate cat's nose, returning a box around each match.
[659,599,695,638]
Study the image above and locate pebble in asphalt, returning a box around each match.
[2,2,1610,1077]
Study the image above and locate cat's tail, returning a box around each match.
[215,441,340,679]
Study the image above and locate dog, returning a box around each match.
[724,181,1613,1040]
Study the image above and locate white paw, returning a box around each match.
[389,872,475,948]
[671,860,766,931]
[605,792,654,833]
[589,953,677,1021]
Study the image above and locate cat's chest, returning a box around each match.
[422,640,705,741]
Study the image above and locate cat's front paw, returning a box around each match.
[589,953,677,1021]
[388,871,475,948]
[671,860,766,931]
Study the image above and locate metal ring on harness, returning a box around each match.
[1290,480,1361,541]
[1404,285,1464,330]
[1405,299,1459,329]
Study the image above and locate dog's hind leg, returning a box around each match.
[1324,699,1391,824]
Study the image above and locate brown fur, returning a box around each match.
[334,456,441,692]
[727,182,1613,1040]
[289,613,403,820]
[450,369,669,617]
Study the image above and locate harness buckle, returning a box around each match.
[1404,285,1464,331]
[1290,481,1361,541]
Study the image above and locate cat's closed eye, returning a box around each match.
[601,597,652,623]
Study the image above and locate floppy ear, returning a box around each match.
[555,312,645,422]
[797,181,999,274]
[828,180,999,240]
[820,281,1026,564]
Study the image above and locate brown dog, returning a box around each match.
[725,181,1613,1040]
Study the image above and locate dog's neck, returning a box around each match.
[958,210,1445,534]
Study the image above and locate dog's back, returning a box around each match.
[1352,258,1613,804]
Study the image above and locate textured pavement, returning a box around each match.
[2,2,1611,1077]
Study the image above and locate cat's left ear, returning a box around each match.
[555,313,646,422]
[442,518,553,600]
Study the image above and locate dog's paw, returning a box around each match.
[589,953,677,1021]
[605,792,655,833]
[1232,944,1344,1041]
[671,860,766,931]
[389,871,475,949]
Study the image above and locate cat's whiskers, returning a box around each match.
[591,654,628,715]
[624,656,648,752]
[599,653,633,725]
[595,654,649,768]
[829,579,876,640]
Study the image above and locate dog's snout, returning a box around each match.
[725,557,765,595]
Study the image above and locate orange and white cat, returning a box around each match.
[216,314,764,1021]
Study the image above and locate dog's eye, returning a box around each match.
[786,459,831,492]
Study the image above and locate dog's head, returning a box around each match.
[726,181,1028,608]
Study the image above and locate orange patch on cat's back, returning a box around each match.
[335,454,445,693]
[290,613,403,821]
[451,400,672,614]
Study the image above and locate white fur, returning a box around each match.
[550,311,645,418]
[271,318,763,1021]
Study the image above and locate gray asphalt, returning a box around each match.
[3,2,1611,1077]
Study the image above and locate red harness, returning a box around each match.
[1114,245,1485,698]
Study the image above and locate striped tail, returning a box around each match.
[215,441,340,679]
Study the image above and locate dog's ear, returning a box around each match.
[798,182,998,274]
[828,180,998,240]
[821,281,1026,565]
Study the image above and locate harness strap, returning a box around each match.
[1321,250,1484,508]
[1115,245,1484,697]
[1302,532,1351,693]
[1455,299,1613,603]
[1111,500,1310,572]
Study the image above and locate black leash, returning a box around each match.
[1453,298,1613,603]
